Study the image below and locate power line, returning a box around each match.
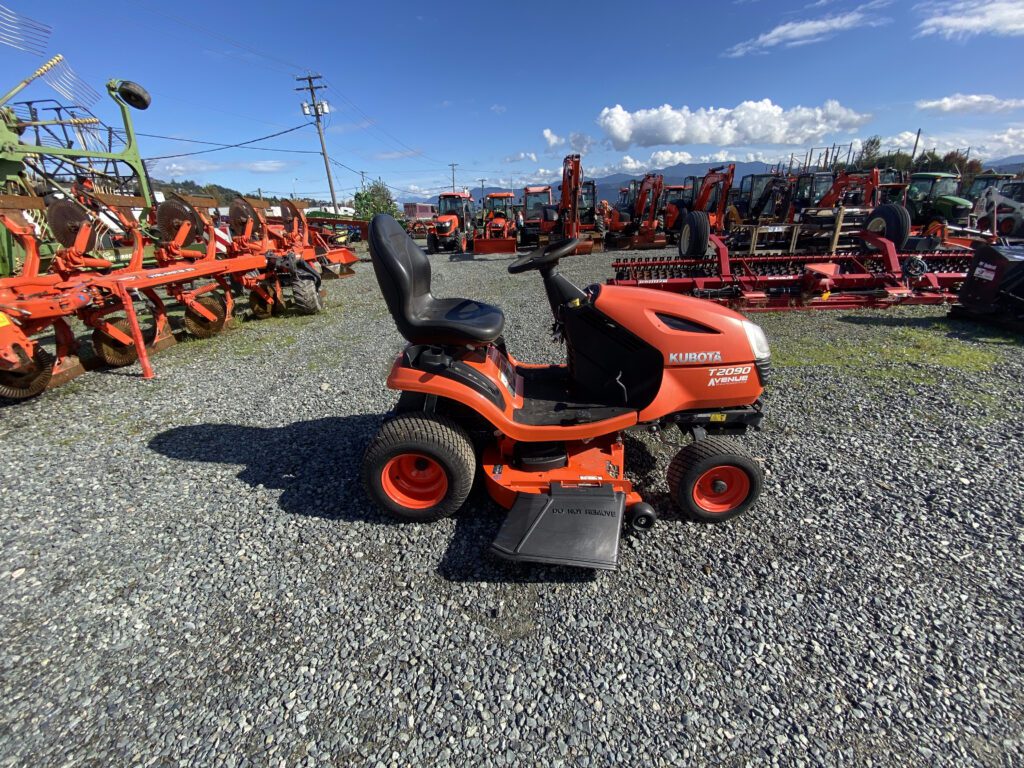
[143,124,311,161]
[136,132,320,155]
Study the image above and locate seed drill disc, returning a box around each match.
[229,198,263,241]
[46,198,96,250]
[157,197,202,246]
[280,199,305,238]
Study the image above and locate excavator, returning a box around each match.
[537,154,594,255]
[600,172,667,249]
[677,164,735,256]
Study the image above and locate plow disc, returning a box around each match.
[183,294,227,338]
[47,198,98,251]
[157,197,204,246]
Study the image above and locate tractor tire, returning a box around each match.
[362,412,476,523]
[0,346,53,401]
[116,81,151,110]
[668,436,763,523]
[679,210,710,257]
[291,275,324,315]
[865,203,910,251]
[92,317,152,367]
[183,294,227,339]
[426,233,438,254]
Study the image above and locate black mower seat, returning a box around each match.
[368,214,505,346]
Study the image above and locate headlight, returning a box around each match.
[742,320,771,361]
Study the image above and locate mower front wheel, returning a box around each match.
[362,413,476,523]
[668,436,762,523]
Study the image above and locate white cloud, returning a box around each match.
[569,132,596,154]
[374,149,422,160]
[597,98,870,150]
[917,0,1024,38]
[649,150,694,166]
[242,160,288,173]
[725,1,891,57]
[504,151,538,163]
[916,93,1024,113]
[490,104,507,114]
[542,128,565,147]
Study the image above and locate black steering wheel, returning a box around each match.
[508,238,579,274]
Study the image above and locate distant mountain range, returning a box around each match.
[398,160,772,206]
[987,154,1024,173]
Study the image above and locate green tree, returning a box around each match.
[860,135,881,166]
[354,179,400,220]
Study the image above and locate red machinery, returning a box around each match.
[600,172,667,250]
[658,184,691,244]
[426,191,474,254]
[538,153,594,255]
[610,229,975,311]
[519,185,553,247]
[678,165,735,256]
[473,191,518,255]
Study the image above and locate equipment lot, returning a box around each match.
[2,246,1022,765]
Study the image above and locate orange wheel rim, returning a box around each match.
[692,465,750,513]
[381,453,448,509]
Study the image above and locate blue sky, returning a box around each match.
[3,0,1023,201]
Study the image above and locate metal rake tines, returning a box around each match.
[0,4,51,56]
[41,57,100,108]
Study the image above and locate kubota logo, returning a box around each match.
[669,351,723,364]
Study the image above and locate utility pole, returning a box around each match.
[479,178,486,206]
[910,128,921,162]
[359,170,367,190]
[449,162,458,192]
[296,73,339,213]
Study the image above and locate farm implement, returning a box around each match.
[0,56,357,401]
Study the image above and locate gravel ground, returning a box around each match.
[1,241,1022,766]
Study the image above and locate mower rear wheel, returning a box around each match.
[0,346,53,401]
[291,276,324,315]
[92,317,152,367]
[679,210,710,257]
[865,203,910,251]
[183,294,227,339]
[668,436,762,523]
[362,413,476,522]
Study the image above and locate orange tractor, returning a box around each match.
[600,172,667,249]
[474,191,518,254]
[426,191,474,255]
[519,185,554,247]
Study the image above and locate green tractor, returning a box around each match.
[905,172,973,227]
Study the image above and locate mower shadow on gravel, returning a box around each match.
[147,418,666,584]
[148,416,396,525]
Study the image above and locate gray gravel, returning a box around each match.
[2,242,1023,766]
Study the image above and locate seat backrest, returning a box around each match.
[368,214,433,342]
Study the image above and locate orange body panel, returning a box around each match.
[385,286,763,441]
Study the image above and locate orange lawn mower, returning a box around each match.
[473,192,518,255]
[360,214,770,570]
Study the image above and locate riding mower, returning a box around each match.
[360,215,770,570]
